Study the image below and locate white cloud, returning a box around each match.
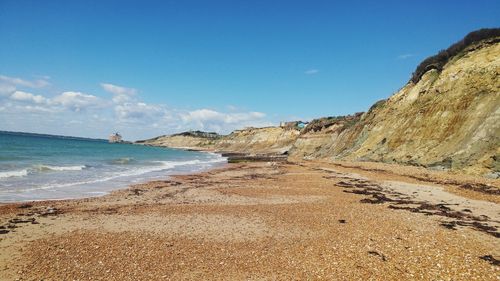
[18,105,55,113]
[10,91,48,104]
[52,91,101,112]
[100,83,137,104]
[5,90,101,113]
[305,69,319,75]
[180,109,267,132]
[0,74,275,140]
[0,83,16,96]
[111,94,132,104]
[181,109,221,123]
[181,109,265,124]
[114,102,166,121]
[100,83,137,96]
[397,54,415,60]
[0,75,50,88]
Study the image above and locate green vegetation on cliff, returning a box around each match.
[411,28,500,84]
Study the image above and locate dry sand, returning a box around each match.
[0,161,499,280]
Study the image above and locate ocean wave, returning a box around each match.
[0,165,86,179]
[19,157,227,192]
[34,164,87,172]
[153,157,226,168]
[22,164,173,191]
[0,169,29,179]
[152,159,201,168]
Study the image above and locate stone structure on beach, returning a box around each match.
[108,133,123,143]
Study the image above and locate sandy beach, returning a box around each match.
[0,160,498,280]
[1,1,498,280]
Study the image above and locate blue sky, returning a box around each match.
[1,0,499,140]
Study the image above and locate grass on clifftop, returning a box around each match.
[411,28,500,84]
[302,113,363,134]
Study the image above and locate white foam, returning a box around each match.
[36,165,87,172]
[153,159,201,167]
[0,169,29,179]
[153,157,226,167]
[18,157,226,192]
[0,165,86,180]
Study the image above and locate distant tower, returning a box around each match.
[108,132,123,143]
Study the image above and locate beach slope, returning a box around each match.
[0,161,498,280]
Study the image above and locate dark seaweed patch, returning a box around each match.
[330,177,499,238]
[368,251,387,261]
[479,255,500,266]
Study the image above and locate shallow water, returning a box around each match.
[0,131,226,202]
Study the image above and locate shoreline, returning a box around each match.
[0,160,499,279]
[0,148,228,204]
[0,161,229,204]
[2,157,498,206]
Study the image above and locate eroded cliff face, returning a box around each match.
[139,36,499,177]
[214,127,300,154]
[288,113,364,160]
[136,131,220,151]
[290,39,500,177]
[138,127,300,154]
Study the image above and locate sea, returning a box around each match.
[0,131,226,202]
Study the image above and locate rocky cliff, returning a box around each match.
[137,127,300,154]
[139,29,500,177]
[214,127,300,154]
[136,131,221,151]
[290,33,500,177]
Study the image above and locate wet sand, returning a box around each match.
[0,161,499,280]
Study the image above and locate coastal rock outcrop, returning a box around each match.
[136,131,221,151]
[214,126,300,154]
[138,127,300,154]
[289,34,500,177]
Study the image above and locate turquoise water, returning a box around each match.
[0,131,226,202]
